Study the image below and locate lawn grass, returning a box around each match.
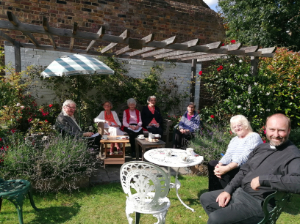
[0,175,299,223]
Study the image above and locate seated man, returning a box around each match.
[55,100,101,149]
[200,113,300,224]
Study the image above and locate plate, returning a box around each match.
[138,137,145,140]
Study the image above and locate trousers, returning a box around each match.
[200,188,265,224]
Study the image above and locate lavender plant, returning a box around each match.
[0,133,97,193]
[189,122,232,162]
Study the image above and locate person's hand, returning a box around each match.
[83,132,93,137]
[216,191,231,207]
[107,121,112,126]
[155,123,160,127]
[214,165,230,177]
[251,177,260,190]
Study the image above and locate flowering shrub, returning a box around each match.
[189,122,232,162]
[201,48,300,131]
[1,133,97,192]
[167,114,182,130]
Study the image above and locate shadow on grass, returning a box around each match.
[28,202,81,224]
[282,194,300,215]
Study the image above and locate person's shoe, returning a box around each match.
[109,151,113,155]
[118,150,123,155]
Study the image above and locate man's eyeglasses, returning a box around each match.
[66,105,76,110]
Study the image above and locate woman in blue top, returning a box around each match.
[173,102,202,149]
[208,114,263,191]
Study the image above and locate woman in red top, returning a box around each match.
[122,98,143,158]
[141,96,163,136]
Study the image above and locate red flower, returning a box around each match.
[49,104,53,108]
[199,71,203,76]
[45,120,48,122]
[230,40,236,44]
[263,140,266,143]
[0,138,2,141]
[210,115,215,119]
[28,118,33,122]
[217,65,224,72]
[11,129,16,134]
[221,43,225,46]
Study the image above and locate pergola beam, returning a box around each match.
[43,17,57,49]
[101,29,130,53]
[86,26,105,52]
[7,11,39,47]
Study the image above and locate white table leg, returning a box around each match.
[171,167,195,212]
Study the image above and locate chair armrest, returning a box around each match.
[163,119,173,133]
[258,191,291,224]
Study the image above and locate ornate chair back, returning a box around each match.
[120,161,170,212]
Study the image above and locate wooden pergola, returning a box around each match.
[0,11,275,101]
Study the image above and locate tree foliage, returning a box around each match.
[219,0,300,50]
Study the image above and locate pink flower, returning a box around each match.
[45,120,48,123]
[263,140,266,143]
[199,71,202,76]
[230,40,236,44]
[0,138,2,141]
[210,115,215,119]
[28,118,33,122]
[49,104,53,108]
[264,130,266,134]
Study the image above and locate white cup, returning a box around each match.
[186,148,194,156]
[166,149,172,156]
[181,154,189,162]
[138,134,144,139]
[154,134,161,139]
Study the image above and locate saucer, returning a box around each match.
[138,137,145,140]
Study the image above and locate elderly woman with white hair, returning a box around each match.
[122,98,143,158]
[94,101,124,155]
[208,115,263,191]
[141,95,163,136]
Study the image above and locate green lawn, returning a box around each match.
[0,175,299,223]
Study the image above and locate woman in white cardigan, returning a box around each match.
[94,101,124,155]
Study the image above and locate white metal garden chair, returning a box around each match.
[120,161,171,224]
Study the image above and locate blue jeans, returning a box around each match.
[200,188,265,224]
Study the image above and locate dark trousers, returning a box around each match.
[173,129,195,149]
[208,160,240,191]
[123,126,143,157]
[146,126,163,136]
[200,188,265,224]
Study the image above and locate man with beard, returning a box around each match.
[200,113,300,224]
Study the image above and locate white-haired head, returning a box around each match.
[230,115,253,133]
[127,98,137,106]
[147,95,156,104]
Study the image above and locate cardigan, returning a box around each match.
[94,111,121,126]
[141,105,163,129]
[178,111,201,132]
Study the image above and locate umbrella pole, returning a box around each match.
[77,76,81,127]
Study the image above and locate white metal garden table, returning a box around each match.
[144,148,203,212]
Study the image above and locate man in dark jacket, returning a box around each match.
[55,100,101,148]
[200,113,300,224]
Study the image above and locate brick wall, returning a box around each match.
[1,0,225,111]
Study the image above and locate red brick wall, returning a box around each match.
[0,0,225,106]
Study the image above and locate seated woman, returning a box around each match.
[141,95,163,136]
[122,98,143,158]
[208,115,263,191]
[94,101,124,155]
[55,100,101,148]
[173,102,201,149]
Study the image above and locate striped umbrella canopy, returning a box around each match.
[41,54,114,77]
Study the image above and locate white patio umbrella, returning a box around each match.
[41,54,114,77]
[41,54,115,126]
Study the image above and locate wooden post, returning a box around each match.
[14,41,21,72]
[250,56,259,76]
[190,59,196,102]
